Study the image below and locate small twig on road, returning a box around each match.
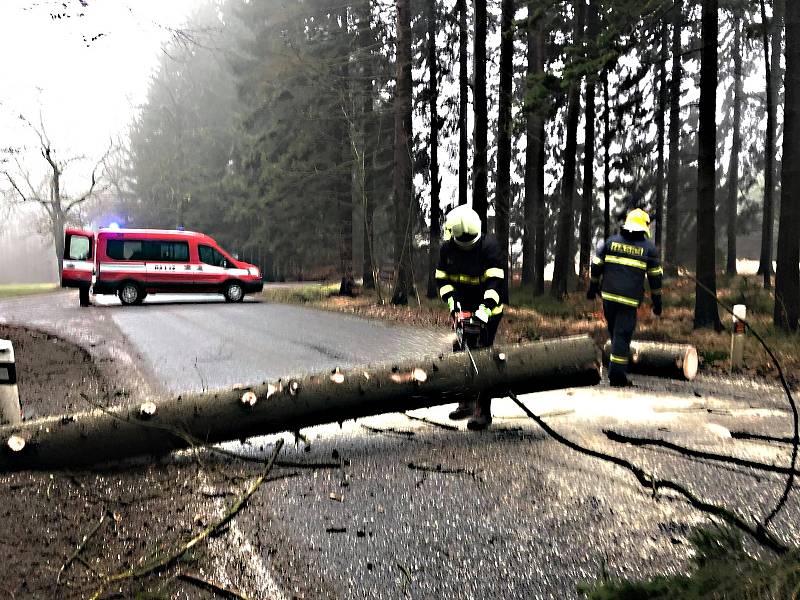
[177,570,250,600]
[603,429,800,476]
[407,462,481,480]
[508,391,788,554]
[57,510,108,585]
[88,440,284,600]
[361,424,416,438]
[396,562,413,596]
[403,412,458,431]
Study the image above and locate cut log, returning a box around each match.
[0,335,600,470]
[602,340,698,380]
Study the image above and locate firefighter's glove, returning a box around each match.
[475,304,491,324]
[586,283,599,301]
[652,297,663,316]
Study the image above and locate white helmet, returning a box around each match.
[443,205,482,249]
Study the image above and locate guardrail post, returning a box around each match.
[0,340,21,425]
[729,304,746,373]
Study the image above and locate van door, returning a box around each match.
[144,239,192,291]
[61,229,94,288]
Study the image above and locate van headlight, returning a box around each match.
[248,267,260,277]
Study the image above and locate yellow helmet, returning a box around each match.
[623,208,651,237]
[444,205,482,249]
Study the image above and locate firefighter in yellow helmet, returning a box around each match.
[587,207,663,386]
[436,205,507,430]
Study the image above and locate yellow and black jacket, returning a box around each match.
[436,235,507,316]
[590,231,662,307]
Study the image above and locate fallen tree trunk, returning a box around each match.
[0,335,600,470]
[602,340,698,380]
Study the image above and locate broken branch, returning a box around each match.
[508,391,788,554]
[603,429,800,476]
[177,570,250,600]
[88,440,283,600]
[57,511,108,585]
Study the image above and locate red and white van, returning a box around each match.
[61,228,263,305]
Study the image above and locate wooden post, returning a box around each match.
[0,336,601,471]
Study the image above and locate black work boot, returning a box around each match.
[448,402,473,420]
[467,398,492,431]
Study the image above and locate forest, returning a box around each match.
[105,0,799,332]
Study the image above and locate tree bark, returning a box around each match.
[0,336,602,470]
[551,0,584,299]
[774,0,800,331]
[360,0,376,290]
[665,0,683,277]
[458,0,469,207]
[579,0,600,283]
[523,6,546,294]
[654,19,668,250]
[426,0,442,299]
[602,68,611,241]
[726,8,743,276]
[693,0,721,331]
[472,0,488,225]
[758,0,781,287]
[495,0,514,270]
[391,0,416,305]
[602,341,698,381]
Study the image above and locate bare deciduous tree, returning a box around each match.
[2,115,110,269]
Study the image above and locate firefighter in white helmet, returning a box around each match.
[435,205,507,430]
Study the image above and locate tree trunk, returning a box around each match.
[0,336,602,470]
[602,68,611,241]
[654,19,668,250]
[426,0,441,299]
[391,0,416,305]
[523,6,546,292]
[534,116,546,296]
[693,0,721,331]
[726,9,743,276]
[472,0,488,225]
[758,0,779,287]
[579,0,599,283]
[602,341,698,381]
[495,0,514,270]
[53,212,66,273]
[360,0,376,290]
[665,0,683,277]
[551,0,584,299]
[774,0,800,331]
[458,0,469,207]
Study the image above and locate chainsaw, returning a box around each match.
[453,303,484,376]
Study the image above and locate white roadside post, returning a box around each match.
[730,304,746,373]
[0,340,21,425]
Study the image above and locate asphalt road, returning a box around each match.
[2,289,798,599]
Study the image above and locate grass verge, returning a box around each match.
[0,283,59,299]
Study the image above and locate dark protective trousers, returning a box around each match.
[603,300,637,384]
[453,315,502,409]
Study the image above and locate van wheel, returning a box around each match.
[119,282,142,306]
[224,282,244,303]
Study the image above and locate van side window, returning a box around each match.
[146,241,189,262]
[107,240,144,261]
[199,245,226,268]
